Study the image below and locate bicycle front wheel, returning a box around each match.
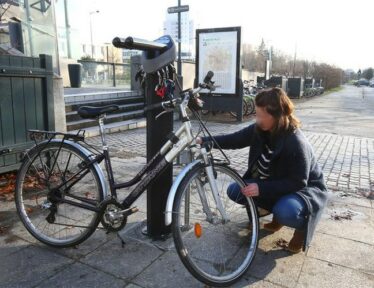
[172,163,258,287]
[15,141,104,247]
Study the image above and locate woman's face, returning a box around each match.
[255,106,276,131]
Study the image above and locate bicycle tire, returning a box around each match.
[247,97,255,115]
[230,100,249,118]
[15,141,104,247]
[172,163,258,286]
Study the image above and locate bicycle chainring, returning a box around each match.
[100,198,128,232]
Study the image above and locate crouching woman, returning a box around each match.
[197,88,328,253]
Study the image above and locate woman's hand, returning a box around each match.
[241,183,259,197]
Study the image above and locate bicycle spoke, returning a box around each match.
[173,164,258,286]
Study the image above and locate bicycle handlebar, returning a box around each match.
[112,36,167,51]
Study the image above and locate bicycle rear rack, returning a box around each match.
[28,129,86,143]
[26,129,105,162]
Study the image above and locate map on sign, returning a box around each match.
[198,31,238,95]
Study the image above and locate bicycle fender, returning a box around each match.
[165,159,201,226]
[25,139,109,199]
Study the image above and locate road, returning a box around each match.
[294,85,374,138]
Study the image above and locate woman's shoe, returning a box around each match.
[287,229,305,253]
[263,217,283,232]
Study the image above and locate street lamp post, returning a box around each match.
[89,10,99,59]
[177,0,181,76]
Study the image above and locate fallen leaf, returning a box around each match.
[273,238,289,249]
[0,225,9,235]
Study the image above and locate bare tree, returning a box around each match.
[241,39,343,89]
[313,63,343,89]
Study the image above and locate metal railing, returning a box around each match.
[78,60,131,88]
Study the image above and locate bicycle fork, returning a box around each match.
[196,148,229,224]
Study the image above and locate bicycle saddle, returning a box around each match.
[77,105,119,119]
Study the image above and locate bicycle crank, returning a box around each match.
[100,198,138,232]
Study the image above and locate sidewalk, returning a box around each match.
[0,119,373,288]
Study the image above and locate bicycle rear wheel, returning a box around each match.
[246,97,255,115]
[172,163,258,287]
[15,141,104,247]
[230,99,249,118]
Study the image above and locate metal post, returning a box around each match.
[112,63,116,87]
[24,0,34,56]
[177,0,182,76]
[292,43,297,77]
[89,10,99,59]
[89,14,93,59]
[64,0,72,59]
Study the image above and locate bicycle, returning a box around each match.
[15,71,259,287]
[242,79,266,116]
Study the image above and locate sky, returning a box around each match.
[70,0,374,71]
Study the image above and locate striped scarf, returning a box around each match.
[251,143,273,179]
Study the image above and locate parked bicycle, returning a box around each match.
[240,79,267,117]
[200,80,257,118]
[15,71,259,287]
[243,79,256,96]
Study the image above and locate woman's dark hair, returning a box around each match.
[255,87,301,135]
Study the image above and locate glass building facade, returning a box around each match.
[0,0,59,72]
[0,0,101,72]
[1,0,129,87]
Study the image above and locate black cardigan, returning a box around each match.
[203,123,329,251]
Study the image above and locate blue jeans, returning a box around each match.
[227,181,307,230]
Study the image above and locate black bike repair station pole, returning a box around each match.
[145,73,173,239]
[113,35,176,240]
